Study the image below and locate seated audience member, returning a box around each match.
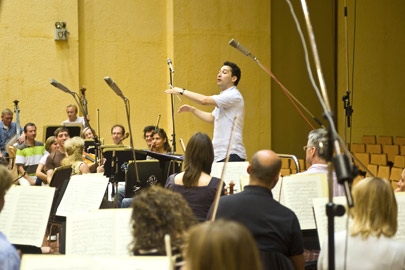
[183,219,262,270]
[0,166,21,270]
[129,185,197,267]
[36,136,58,184]
[212,149,304,270]
[61,137,90,175]
[151,128,171,154]
[318,177,405,269]
[165,132,224,221]
[300,128,344,196]
[395,168,405,192]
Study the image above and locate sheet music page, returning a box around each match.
[211,161,249,193]
[0,186,55,247]
[312,196,348,247]
[56,174,109,217]
[394,193,405,242]
[66,208,133,256]
[21,255,170,270]
[280,173,328,230]
[271,175,284,202]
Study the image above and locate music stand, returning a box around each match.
[139,150,183,184]
[102,147,147,179]
[43,125,82,142]
[125,160,163,197]
[48,165,73,254]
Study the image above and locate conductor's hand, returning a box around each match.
[164,86,182,95]
[178,105,194,113]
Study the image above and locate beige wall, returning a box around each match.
[2,0,403,163]
[1,0,270,160]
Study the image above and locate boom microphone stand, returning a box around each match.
[50,79,92,129]
[298,1,355,269]
[104,77,140,191]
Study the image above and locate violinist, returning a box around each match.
[143,125,155,150]
[36,136,59,184]
[44,127,70,183]
[81,127,96,140]
[61,137,90,175]
[111,124,126,145]
[151,128,171,154]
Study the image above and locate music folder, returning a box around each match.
[43,125,82,142]
[125,160,163,197]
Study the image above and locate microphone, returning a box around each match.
[50,79,73,94]
[167,58,174,73]
[228,38,256,59]
[104,77,126,100]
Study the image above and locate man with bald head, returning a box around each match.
[213,150,304,270]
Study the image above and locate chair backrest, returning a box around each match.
[394,136,405,146]
[350,143,365,153]
[353,152,370,169]
[366,164,378,177]
[366,144,382,154]
[394,155,405,168]
[361,135,376,144]
[370,153,388,166]
[383,144,399,164]
[378,136,393,145]
[377,165,390,179]
[390,167,403,181]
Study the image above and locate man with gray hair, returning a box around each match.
[213,150,304,270]
[301,128,344,196]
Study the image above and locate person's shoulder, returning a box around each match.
[34,141,44,146]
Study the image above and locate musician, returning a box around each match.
[129,185,197,267]
[0,166,20,270]
[143,125,155,150]
[61,137,90,175]
[111,124,125,145]
[165,132,225,221]
[44,127,70,183]
[36,136,59,184]
[61,104,86,128]
[212,150,304,270]
[183,219,262,270]
[299,128,344,196]
[0,108,24,160]
[151,128,171,154]
[165,61,246,162]
[318,177,405,269]
[81,127,96,139]
[15,123,45,186]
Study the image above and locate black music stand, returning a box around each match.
[102,147,147,180]
[43,125,82,142]
[125,160,163,198]
[139,150,183,185]
[48,165,73,255]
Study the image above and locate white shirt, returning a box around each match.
[318,230,405,270]
[62,116,85,127]
[211,86,246,161]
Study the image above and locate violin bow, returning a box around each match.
[209,115,239,221]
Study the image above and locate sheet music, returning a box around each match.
[56,173,109,217]
[66,208,133,256]
[211,161,249,193]
[21,255,170,270]
[394,193,405,242]
[278,173,328,230]
[313,193,405,247]
[312,196,349,247]
[0,186,55,247]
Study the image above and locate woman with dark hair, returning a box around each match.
[165,132,224,221]
[151,128,171,154]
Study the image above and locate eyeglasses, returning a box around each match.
[303,145,314,151]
